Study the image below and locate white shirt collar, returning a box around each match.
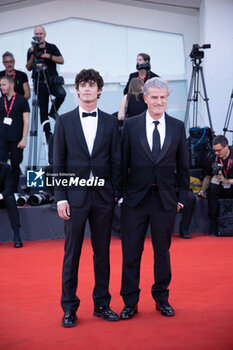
[79,105,98,117]
[146,111,165,126]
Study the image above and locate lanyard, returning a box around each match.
[5,70,16,79]
[219,156,231,177]
[138,73,147,82]
[4,93,16,117]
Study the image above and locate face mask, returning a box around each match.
[136,62,151,71]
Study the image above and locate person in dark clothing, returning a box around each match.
[0,51,30,99]
[0,161,23,247]
[26,25,66,141]
[198,135,233,235]
[123,53,159,95]
[0,76,30,193]
[118,78,147,121]
[54,69,121,327]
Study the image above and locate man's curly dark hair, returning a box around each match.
[75,69,104,91]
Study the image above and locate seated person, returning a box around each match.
[118,78,147,121]
[198,135,233,236]
[123,53,159,95]
[0,161,23,247]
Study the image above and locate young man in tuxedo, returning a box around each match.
[53,69,121,327]
[120,77,189,319]
[123,53,159,95]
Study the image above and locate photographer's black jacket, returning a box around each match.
[123,70,159,95]
[204,146,233,179]
[27,42,62,78]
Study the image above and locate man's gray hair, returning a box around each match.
[2,51,14,60]
[143,77,169,95]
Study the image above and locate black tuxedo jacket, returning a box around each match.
[53,107,121,207]
[0,162,13,198]
[121,112,190,210]
[123,71,159,95]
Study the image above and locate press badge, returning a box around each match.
[222,183,231,189]
[3,117,12,126]
[210,175,220,185]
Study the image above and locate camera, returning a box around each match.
[190,44,211,60]
[212,162,223,176]
[31,36,42,46]
[28,190,52,206]
[16,194,30,206]
[31,36,44,58]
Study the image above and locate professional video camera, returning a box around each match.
[190,43,211,60]
[136,62,151,71]
[31,36,44,58]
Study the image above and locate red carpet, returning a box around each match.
[0,234,233,350]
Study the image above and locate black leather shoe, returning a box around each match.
[156,301,174,317]
[180,230,192,239]
[14,238,23,248]
[93,306,119,321]
[61,310,77,327]
[120,305,138,320]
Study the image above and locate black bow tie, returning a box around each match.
[82,111,97,118]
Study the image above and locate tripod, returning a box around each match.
[27,63,57,170]
[184,57,214,138]
[223,88,233,137]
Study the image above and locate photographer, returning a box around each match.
[123,53,159,95]
[198,135,233,235]
[0,76,30,193]
[0,52,30,99]
[26,25,66,142]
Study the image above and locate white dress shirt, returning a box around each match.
[146,111,166,151]
[79,106,98,155]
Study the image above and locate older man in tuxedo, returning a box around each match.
[53,69,121,327]
[120,77,189,319]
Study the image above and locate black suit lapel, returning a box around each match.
[139,112,173,164]
[139,113,156,164]
[91,109,105,157]
[156,113,172,164]
[72,108,90,156]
